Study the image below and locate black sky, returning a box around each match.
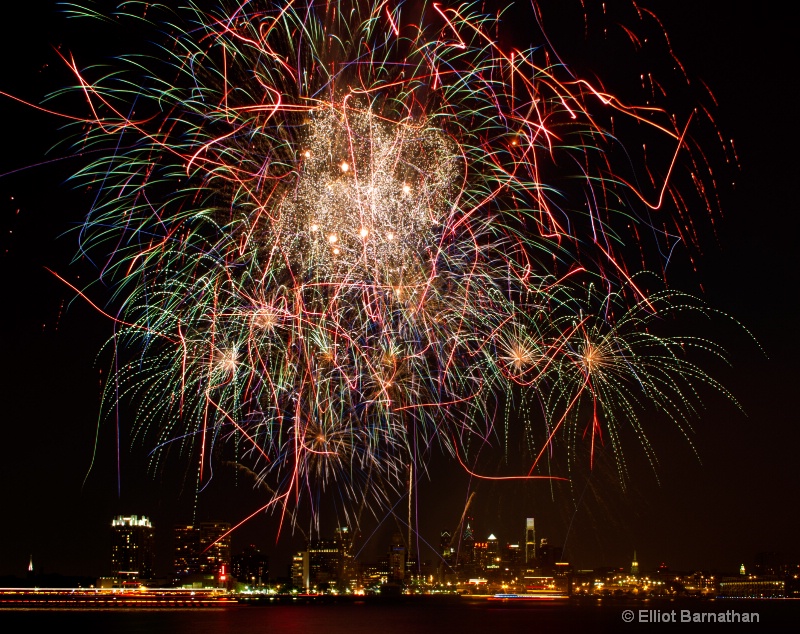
[0,1,797,580]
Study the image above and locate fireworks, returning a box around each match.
[46,1,736,528]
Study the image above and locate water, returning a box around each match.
[1,598,797,633]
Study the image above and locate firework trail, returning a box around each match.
[37,0,737,530]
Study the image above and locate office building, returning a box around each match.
[525,518,536,564]
[486,534,500,571]
[307,539,342,589]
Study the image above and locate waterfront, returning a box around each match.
[1,597,798,633]
[0,9,796,634]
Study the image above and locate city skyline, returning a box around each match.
[17,511,798,588]
[1,0,797,584]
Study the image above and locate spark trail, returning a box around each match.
[39,0,738,531]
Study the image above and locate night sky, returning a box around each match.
[1,1,797,581]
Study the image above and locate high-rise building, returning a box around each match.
[486,534,500,571]
[388,533,406,582]
[440,530,453,560]
[503,543,521,566]
[525,518,536,564]
[172,521,231,582]
[174,524,197,577]
[111,515,155,581]
[404,551,419,579]
[439,530,455,582]
[198,521,232,575]
[502,542,522,580]
[291,551,309,589]
[459,520,475,567]
[232,544,269,586]
[335,526,358,591]
[473,540,488,571]
[307,539,342,590]
[294,528,357,592]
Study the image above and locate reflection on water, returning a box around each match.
[0,598,798,634]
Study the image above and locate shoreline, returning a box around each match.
[1,589,796,609]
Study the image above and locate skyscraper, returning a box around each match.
[460,519,475,567]
[525,518,536,564]
[440,530,453,560]
[111,515,155,581]
[486,534,500,571]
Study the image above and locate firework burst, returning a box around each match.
[43,0,738,529]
